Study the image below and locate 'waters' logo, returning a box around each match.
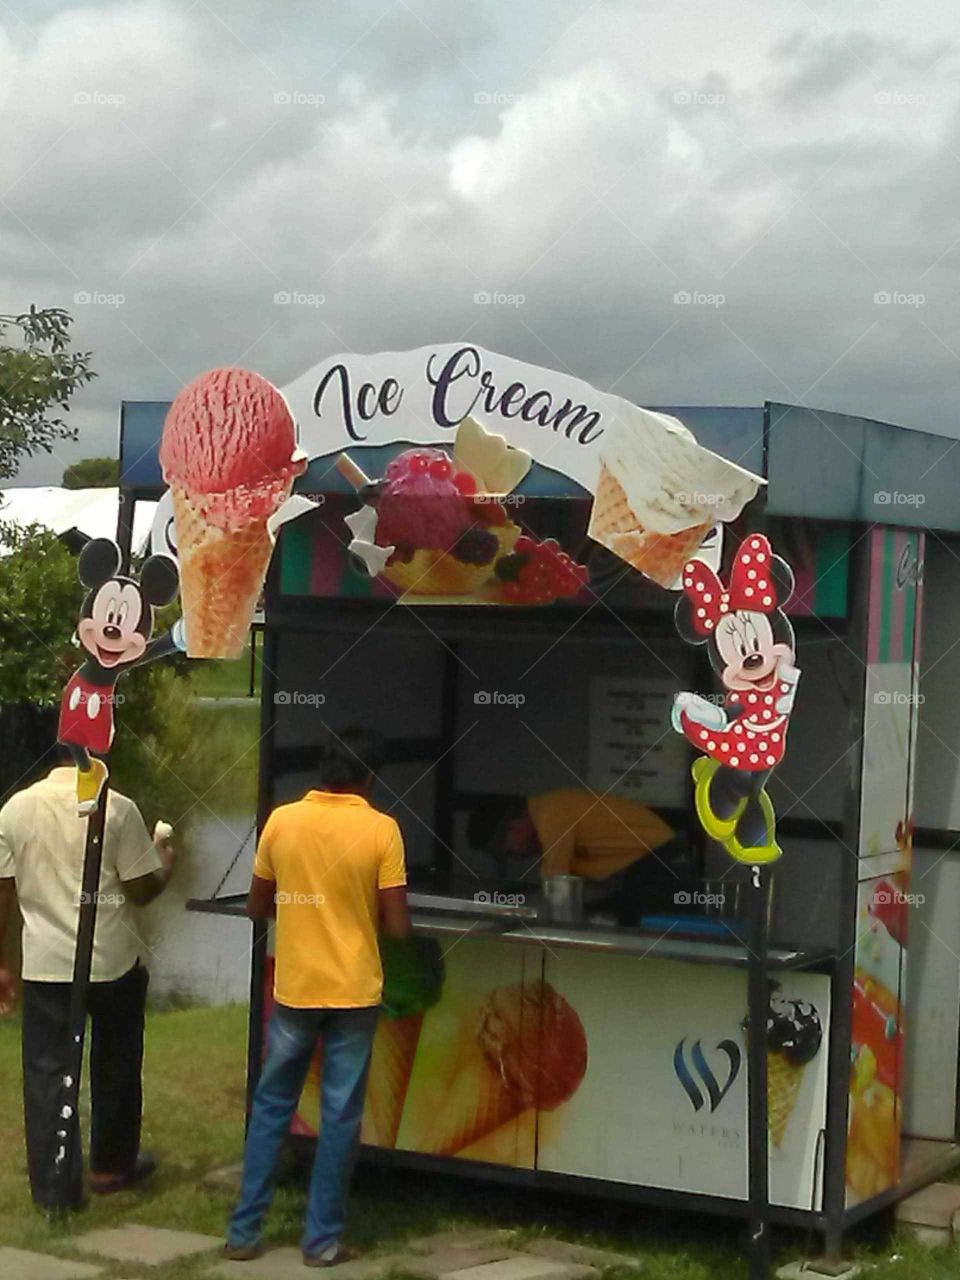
[673,1038,742,1112]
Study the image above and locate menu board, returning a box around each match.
[587,675,689,807]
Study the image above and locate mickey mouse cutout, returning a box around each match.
[672,534,800,864]
[58,539,186,816]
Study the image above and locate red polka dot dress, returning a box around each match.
[680,690,790,772]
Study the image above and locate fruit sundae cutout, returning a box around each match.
[340,418,589,602]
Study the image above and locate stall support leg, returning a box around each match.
[53,792,109,1213]
[747,864,772,1280]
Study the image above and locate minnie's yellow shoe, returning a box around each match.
[76,758,109,817]
[692,757,747,842]
[724,788,782,865]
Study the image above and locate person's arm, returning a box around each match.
[379,885,410,939]
[123,824,176,906]
[246,874,277,921]
[378,819,410,939]
[0,877,17,1015]
[0,805,19,1014]
[246,814,278,921]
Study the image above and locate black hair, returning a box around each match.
[467,795,527,852]
[319,727,386,789]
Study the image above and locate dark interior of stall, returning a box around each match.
[262,496,855,956]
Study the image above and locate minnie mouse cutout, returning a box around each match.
[58,539,187,816]
[672,534,800,864]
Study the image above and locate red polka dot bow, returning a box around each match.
[682,535,780,636]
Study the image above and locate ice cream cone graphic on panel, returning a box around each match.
[363,1014,425,1147]
[361,937,444,1148]
[747,985,823,1149]
[408,980,587,1157]
[160,368,307,658]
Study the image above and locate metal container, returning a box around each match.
[541,874,584,925]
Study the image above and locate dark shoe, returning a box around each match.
[303,1245,358,1268]
[222,1242,265,1261]
[89,1151,158,1195]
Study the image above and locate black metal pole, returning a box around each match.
[747,863,772,1280]
[52,788,109,1212]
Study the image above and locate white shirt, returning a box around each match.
[0,767,163,982]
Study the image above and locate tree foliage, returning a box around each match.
[0,525,257,831]
[62,456,119,489]
[0,307,96,480]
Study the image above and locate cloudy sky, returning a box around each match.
[2,0,958,482]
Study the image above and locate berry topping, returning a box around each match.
[453,470,478,496]
[408,451,432,474]
[429,457,453,480]
[494,537,589,604]
[453,527,500,566]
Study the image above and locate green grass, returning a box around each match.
[0,1004,956,1278]
[188,643,262,700]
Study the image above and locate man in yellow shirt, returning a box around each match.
[471,788,675,924]
[226,728,409,1268]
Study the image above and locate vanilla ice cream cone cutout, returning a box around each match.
[159,368,308,659]
[58,539,183,816]
[671,535,801,865]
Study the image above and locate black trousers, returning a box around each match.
[22,962,148,1208]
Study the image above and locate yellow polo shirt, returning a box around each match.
[254,790,406,1009]
[529,789,674,880]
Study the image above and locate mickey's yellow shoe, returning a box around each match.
[76,758,109,817]
[692,757,747,842]
[724,788,782,865]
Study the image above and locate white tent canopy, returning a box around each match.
[0,486,156,555]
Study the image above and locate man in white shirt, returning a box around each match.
[0,753,177,1210]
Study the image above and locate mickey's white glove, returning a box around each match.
[775,658,801,715]
[672,691,728,734]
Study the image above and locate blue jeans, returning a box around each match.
[228,1002,379,1257]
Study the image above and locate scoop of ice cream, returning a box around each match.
[478,980,588,1110]
[375,448,473,552]
[380,936,445,1019]
[160,368,306,529]
[767,993,823,1066]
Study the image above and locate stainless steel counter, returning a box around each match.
[186,890,834,972]
[407,894,834,972]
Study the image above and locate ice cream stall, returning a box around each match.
[116,348,960,1264]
